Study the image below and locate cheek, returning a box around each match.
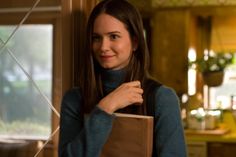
[92,43,98,52]
[92,43,100,56]
[117,41,133,55]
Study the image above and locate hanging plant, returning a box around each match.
[189,52,234,87]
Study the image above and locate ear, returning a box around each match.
[132,37,138,51]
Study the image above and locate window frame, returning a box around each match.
[0,8,63,157]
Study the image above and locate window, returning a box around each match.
[188,14,236,110]
[0,0,74,156]
[0,0,89,156]
[208,16,236,109]
[208,56,236,109]
[188,49,236,109]
[0,25,53,139]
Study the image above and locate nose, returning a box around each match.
[100,38,110,52]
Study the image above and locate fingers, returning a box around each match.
[125,81,143,94]
[132,93,143,104]
[127,80,141,88]
[125,80,143,103]
[98,80,144,114]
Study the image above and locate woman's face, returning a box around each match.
[92,13,136,70]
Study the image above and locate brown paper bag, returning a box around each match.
[100,113,154,157]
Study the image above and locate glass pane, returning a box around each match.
[0,25,53,139]
[209,53,236,109]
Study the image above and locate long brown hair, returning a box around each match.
[78,0,152,113]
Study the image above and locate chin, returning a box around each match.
[103,67,115,70]
[100,64,115,69]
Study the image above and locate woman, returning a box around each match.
[58,0,187,157]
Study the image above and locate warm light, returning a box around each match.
[203,85,208,108]
[188,47,196,61]
[188,47,196,95]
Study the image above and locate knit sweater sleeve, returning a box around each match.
[58,88,115,157]
[154,86,187,157]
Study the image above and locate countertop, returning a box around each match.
[185,110,236,143]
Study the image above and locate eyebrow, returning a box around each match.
[93,31,121,35]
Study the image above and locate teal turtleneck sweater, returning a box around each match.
[58,69,187,157]
[101,68,126,95]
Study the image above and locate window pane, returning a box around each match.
[209,53,236,109]
[0,25,52,139]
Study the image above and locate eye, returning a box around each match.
[92,35,101,42]
[110,34,120,40]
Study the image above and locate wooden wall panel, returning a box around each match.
[151,9,189,95]
[211,16,236,52]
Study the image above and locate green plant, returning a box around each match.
[190,52,234,73]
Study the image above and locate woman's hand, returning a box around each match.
[98,81,143,114]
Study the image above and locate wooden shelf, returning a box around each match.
[185,127,230,136]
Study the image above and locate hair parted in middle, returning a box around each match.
[78,0,152,113]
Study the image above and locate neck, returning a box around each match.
[101,68,126,94]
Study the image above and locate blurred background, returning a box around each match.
[0,0,236,157]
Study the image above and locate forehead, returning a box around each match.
[93,13,128,33]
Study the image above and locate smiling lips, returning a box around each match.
[100,55,114,60]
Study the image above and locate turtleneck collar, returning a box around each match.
[101,68,127,95]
